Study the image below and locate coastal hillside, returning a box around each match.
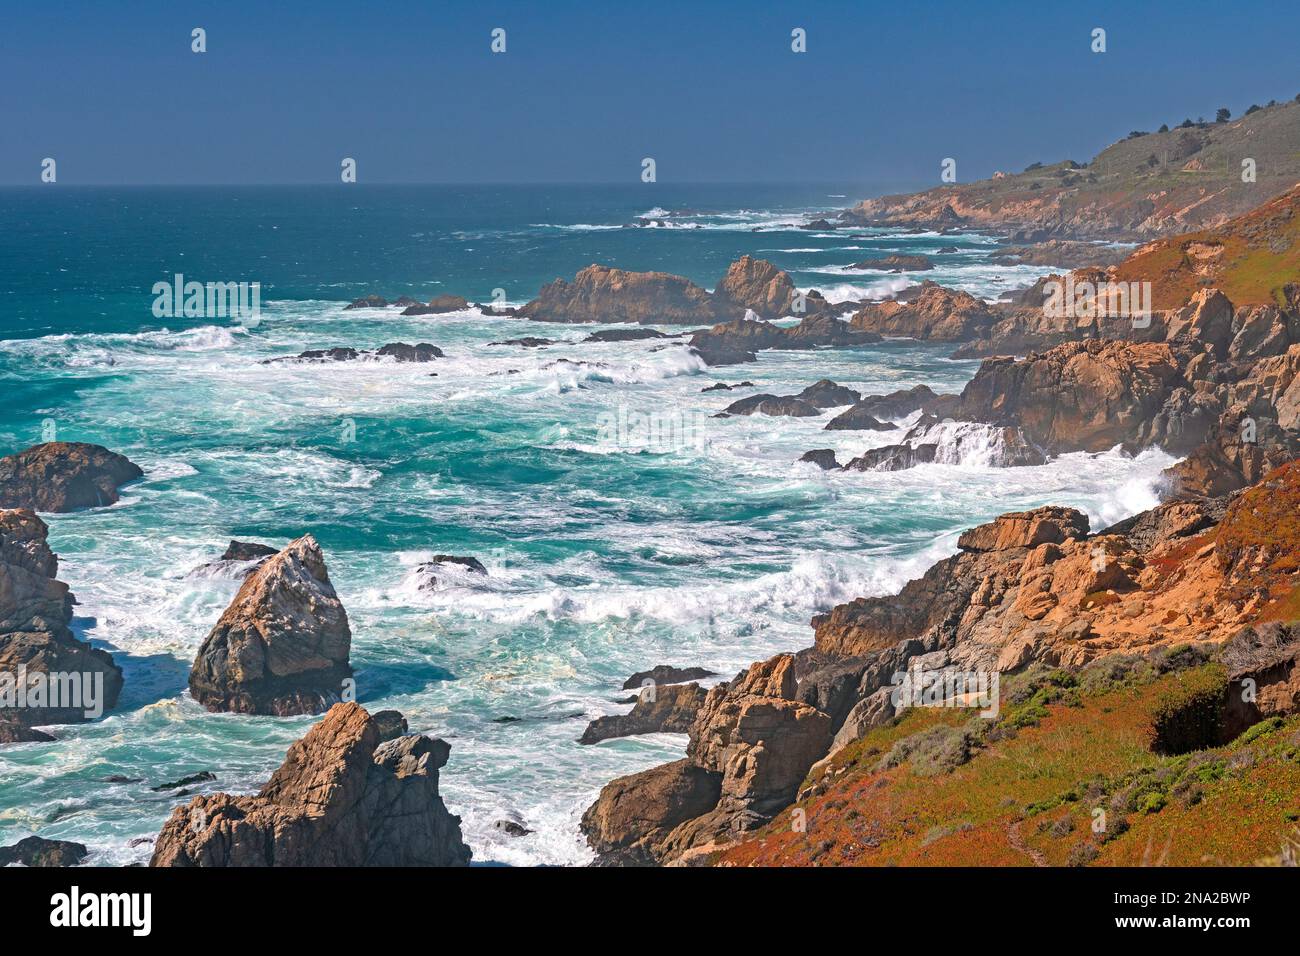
[842,97,1300,239]
[1111,183,1300,310]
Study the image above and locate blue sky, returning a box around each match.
[2,0,1297,185]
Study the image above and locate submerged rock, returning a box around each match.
[0,442,143,513]
[220,540,278,562]
[151,771,216,792]
[581,328,670,343]
[721,394,821,418]
[0,836,88,867]
[794,380,861,408]
[415,554,488,590]
[151,702,471,867]
[343,295,388,310]
[798,449,841,470]
[401,294,470,316]
[263,343,443,364]
[188,535,353,716]
[622,665,717,689]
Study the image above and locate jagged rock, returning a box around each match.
[690,315,879,364]
[823,405,893,431]
[221,540,278,562]
[0,509,123,735]
[372,709,408,742]
[415,554,487,590]
[956,507,1089,552]
[689,342,758,367]
[150,703,471,867]
[343,295,387,310]
[579,682,705,744]
[188,535,352,716]
[701,381,754,392]
[622,665,716,689]
[374,342,445,362]
[712,256,797,319]
[688,655,832,816]
[795,380,861,408]
[0,719,54,742]
[490,337,555,348]
[842,443,938,472]
[850,282,996,341]
[1164,289,1235,358]
[0,443,143,513]
[493,819,534,837]
[799,449,841,470]
[0,836,88,867]
[401,294,470,316]
[151,771,216,792]
[1229,305,1293,360]
[956,340,1186,454]
[826,385,959,428]
[721,394,821,417]
[523,265,722,325]
[581,328,669,343]
[580,759,723,866]
[263,343,443,364]
[850,254,934,272]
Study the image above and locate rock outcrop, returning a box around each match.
[263,343,443,364]
[151,703,471,867]
[849,282,996,342]
[188,535,353,716]
[581,654,831,864]
[850,254,934,272]
[401,294,470,316]
[622,664,716,689]
[523,265,723,325]
[0,443,143,513]
[580,682,706,744]
[712,255,798,319]
[0,508,122,739]
[690,315,879,366]
[956,340,1191,454]
[0,836,88,867]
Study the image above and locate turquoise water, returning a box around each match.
[0,185,1173,864]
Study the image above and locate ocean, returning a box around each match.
[0,184,1173,865]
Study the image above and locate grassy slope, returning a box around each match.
[715,663,1300,867]
[1113,183,1300,309]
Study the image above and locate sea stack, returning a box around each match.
[0,509,123,741]
[188,535,353,716]
[151,702,471,866]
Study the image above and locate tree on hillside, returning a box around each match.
[1158,123,1169,132]
[1215,107,1231,123]
[1245,104,1262,115]
[1178,118,1195,128]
